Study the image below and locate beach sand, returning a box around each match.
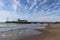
[23,24,60,40]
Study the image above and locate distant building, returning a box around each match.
[17,19,28,22]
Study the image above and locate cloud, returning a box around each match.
[29,0,37,10]
[12,0,20,12]
[27,5,60,22]
[0,10,20,22]
[0,0,60,22]
[0,1,4,7]
[39,16,60,22]
[40,0,48,4]
[27,12,60,22]
[27,0,30,3]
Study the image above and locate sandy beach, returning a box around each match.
[23,24,60,40]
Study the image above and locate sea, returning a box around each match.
[0,23,48,31]
[0,23,48,40]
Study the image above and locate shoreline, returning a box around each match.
[23,24,60,40]
[0,28,42,40]
[0,24,48,40]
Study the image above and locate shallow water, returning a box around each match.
[0,29,42,40]
[0,23,48,31]
[0,23,48,40]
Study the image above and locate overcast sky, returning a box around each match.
[0,0,60,22]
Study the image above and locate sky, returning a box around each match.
[0,0,60,22]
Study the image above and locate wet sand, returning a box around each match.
[23,24,60,40]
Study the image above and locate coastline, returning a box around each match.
[0,28,42,40]
[23,24,60,40]
[0,24,49,40]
